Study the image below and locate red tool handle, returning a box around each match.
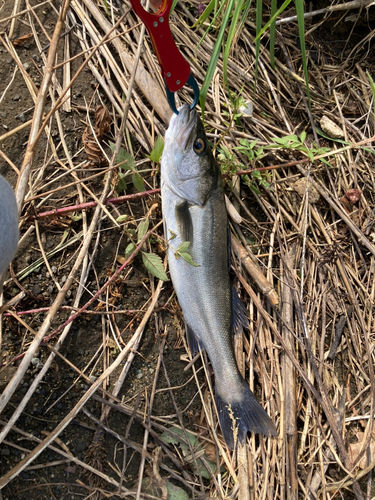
[130,0,191,92]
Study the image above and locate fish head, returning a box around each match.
[161,104,220,207]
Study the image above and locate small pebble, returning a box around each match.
[19,113,26,123]
[320,116,344,139]
[293,178,320,203]
[51,265,57,273]
[89,375,97,382]
[136,372,143,379]
[239,100,254,117]
[31,357,39,366]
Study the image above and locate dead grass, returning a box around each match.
[0,0,375,499]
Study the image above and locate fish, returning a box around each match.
[161,104,277,448]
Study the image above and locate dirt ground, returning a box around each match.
[1,0,375,499]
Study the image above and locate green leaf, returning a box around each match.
[147,135,164,163]
[142,252,168,281]
[160,429,220,480]
[283,134,300,143]
[137,218,149,243]
[320,158,331,166]
[166,483,189,500]
[109,142,135,171]
[179,253,200,267]
[118,149,134,171]
[161,428,197,448]
[116,214,128,223]
[125,242,136,260]
[176,241,191,254]
[174,242,199,267]
[300,131,307,143]
[69,213,82,222]
[132,173,145,193]
[270,137,291,146]
[117,172,127,193]
[168,230,177,241]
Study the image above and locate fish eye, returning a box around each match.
[193,137,206,155]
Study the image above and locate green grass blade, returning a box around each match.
[254,0,292,40]
[269,0,277,68]
[191,0,216,28]
[171,0,180,13]
[200,0,235,111]
[240,0,253,26]
[367,71,375,119]
[254,0,262,88]
[223,0,245,92]
[295,0,310,105]
[196,0,226,51]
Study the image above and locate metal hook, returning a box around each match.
[165,74,200,115]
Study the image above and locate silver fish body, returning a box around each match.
[161,104,276,447]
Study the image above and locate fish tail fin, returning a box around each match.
[216,378,277,449]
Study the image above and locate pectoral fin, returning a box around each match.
[175,201,193,243]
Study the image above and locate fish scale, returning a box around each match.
[161,104,277,448]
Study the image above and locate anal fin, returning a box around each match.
[231,288,249,334]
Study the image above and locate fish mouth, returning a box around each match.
[169,104,197,151]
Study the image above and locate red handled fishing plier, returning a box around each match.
[129,0,200,115]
